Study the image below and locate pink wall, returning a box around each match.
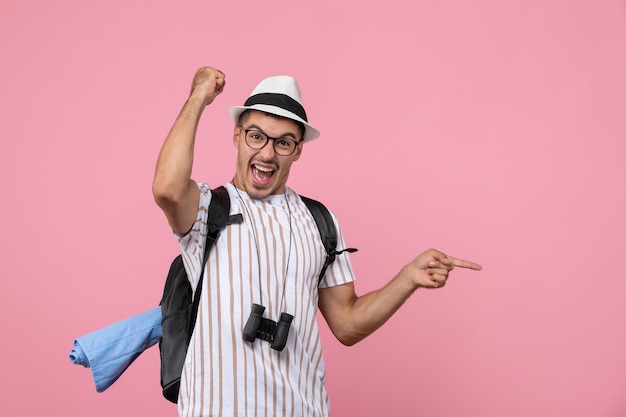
[2,0,625,415]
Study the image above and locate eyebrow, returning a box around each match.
[244,124,298,140]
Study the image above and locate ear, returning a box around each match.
[292,142,304,162]
[233,125,242,148]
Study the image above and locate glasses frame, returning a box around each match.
[239,125,303,157]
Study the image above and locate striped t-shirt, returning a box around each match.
[176,182,356,417]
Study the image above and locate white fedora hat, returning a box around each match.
[229,75,320,142]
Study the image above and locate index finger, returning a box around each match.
[450,256,482,271]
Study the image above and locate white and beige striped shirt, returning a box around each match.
[177,182,355,417]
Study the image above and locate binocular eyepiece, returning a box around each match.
[242,303,293,351]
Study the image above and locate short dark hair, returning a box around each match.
[238,109,305,140]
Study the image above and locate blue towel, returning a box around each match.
[69,306,162,392]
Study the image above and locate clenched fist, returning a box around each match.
[189,66,226,107]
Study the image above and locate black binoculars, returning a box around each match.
[242,303,294,351]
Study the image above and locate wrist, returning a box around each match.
[399,264,422,292]
[187,91,210,108]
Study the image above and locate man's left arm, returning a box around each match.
[318,249,482,346]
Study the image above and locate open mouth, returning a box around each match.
[252,164,275,186]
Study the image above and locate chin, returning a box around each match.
[246,186,274,200]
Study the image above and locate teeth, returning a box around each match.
[254,165,273,173]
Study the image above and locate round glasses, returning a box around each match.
[240,126,302,156]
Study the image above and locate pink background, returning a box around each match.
[2,0,625,416]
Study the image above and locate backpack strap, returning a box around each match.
[188,186,242,340]
[300,195,358,286]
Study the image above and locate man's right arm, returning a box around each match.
[152,67,226,235]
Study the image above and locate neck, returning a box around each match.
[230,179,288,199]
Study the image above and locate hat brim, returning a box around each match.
[229,104,320,143]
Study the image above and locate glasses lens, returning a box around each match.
[245,130,267,149]
[273,138,297,156]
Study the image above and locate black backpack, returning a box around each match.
[159,186,357,403]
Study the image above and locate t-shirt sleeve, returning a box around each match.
[176,182,211,290]
[318,211,357,289]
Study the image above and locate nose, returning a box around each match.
[258,139,277,159]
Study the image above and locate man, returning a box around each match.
[152,66,482,417]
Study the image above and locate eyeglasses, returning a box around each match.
[239,126,302,156]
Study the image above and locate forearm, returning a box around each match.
[322,248,482,346]
[321,267,419,346]
[152,95,206,204]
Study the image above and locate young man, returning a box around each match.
[153,66,482,417]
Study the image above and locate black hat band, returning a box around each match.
[244,93,308,122]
